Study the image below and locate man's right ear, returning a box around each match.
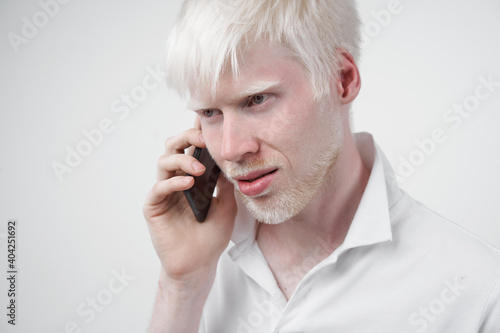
[333,50,361,106]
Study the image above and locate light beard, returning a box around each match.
[223,110,344,225]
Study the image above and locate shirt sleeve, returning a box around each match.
[478,277,500,332]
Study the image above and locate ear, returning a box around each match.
[334,51,361,105]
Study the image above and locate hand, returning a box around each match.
[143,125,237,288]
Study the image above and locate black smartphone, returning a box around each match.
[183,147,221,222]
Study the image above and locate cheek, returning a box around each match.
[269,100,321,149]
[201,125,222,160]
[279,103,334,170]
[263,114,292,144]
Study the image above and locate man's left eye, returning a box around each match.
[249,94,269,106]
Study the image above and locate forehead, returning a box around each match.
[188,41,308,109]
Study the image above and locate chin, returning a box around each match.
[236,186,310,225]
[237,144,343,225]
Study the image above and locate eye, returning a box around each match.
[202,109,220,118]
[248,94,269,106]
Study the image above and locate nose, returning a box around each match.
[219,113,259,162]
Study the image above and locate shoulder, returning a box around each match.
[390,190,500,280]
[398,191,498,251]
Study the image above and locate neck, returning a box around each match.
[256,129,370,265]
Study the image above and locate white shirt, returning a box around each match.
[199,133,500,333]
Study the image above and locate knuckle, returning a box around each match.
[151,181,161,193]
[157,155,163,168]
[157,154,168,169]
[152,179,168,193]
[164,136,174,149]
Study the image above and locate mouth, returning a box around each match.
[237,169,278,182]
[234,168,278,197]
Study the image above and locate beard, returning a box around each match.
[223,103,344,225]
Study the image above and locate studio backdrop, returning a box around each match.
[0,0,499,332]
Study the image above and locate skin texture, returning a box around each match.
[144,41,369,331]
[144,123,237,332]
[195,42,345,225]
[191,41,370,299]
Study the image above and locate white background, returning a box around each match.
[0,0,499,332]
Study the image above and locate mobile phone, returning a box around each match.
[183,147,221,222]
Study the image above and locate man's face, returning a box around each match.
[190,42,344,224]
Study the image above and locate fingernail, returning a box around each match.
[193,161,205,172]
[199,133,205,143]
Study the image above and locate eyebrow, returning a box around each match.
[187,80,282,110]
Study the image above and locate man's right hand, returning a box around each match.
[143,126,237,291]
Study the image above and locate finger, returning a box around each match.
[165,128,206,155]
[157,153,206,181]
[194,116,206,146]
[194,115,201,130]
[185,145,196,157]
[145,176,194,207]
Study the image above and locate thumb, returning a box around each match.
[214,175,237,216]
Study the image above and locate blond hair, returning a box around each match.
[165,0,361,100]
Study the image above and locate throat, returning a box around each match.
[256,224,338,301]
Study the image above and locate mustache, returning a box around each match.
[223,157,284,178]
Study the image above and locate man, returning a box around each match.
[143,0,500,332]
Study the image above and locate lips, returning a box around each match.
[236,168,277,182]
[235,168,278,197]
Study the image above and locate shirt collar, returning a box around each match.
[229,132,401,254]
[340,132,395,252]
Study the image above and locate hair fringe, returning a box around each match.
[165,0,361,101]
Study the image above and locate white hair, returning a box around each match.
[165,0,361,100]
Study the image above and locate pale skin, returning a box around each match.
[144,41,369,332]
